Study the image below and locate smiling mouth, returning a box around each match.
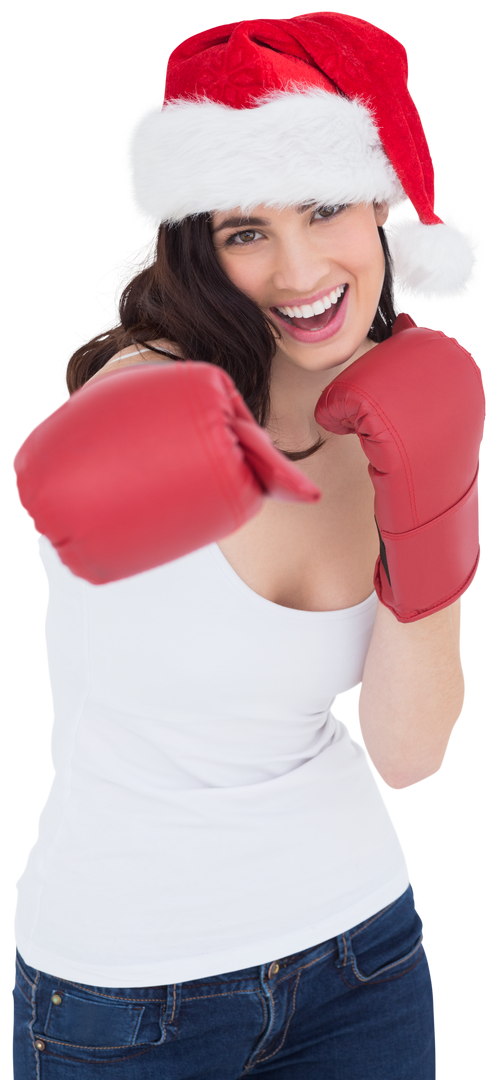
[271,284,348,331]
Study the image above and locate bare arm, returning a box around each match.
[359,598,464,788]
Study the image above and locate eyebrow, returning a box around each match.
[212,203,316,233]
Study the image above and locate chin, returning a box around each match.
[280,333,363,373]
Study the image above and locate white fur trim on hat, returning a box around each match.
[131,89,405,223]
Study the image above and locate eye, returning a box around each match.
[313,204,347,220]
[225,229,262,246]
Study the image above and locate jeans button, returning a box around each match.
[267,962,279,979]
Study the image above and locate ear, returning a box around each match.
[373,201,389,227]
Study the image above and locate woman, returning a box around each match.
[12,13,484,1079]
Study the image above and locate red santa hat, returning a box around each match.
[131,12,474,296]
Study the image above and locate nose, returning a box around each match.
[270,231,334,297]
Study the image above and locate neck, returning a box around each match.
[267,336,377,451]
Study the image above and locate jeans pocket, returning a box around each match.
[25,968,174,1065]
[42,987,147,1047]
[346,885,424,985]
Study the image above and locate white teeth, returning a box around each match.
[276,286,346,319]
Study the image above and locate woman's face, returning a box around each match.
[212,201,389,373]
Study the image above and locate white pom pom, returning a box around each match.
[388,221,475,296]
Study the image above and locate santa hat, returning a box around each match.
[131,12,474,296]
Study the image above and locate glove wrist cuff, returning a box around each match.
[374,469,480,623]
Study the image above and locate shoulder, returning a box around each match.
[87,339,183,385]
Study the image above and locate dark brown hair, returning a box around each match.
[67,216,396,460]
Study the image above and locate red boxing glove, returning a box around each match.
[315,314,485,623]
[15,362,320,584]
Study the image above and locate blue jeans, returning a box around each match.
[13,884,434,1078]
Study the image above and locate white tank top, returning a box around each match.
[15,537,409,987]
